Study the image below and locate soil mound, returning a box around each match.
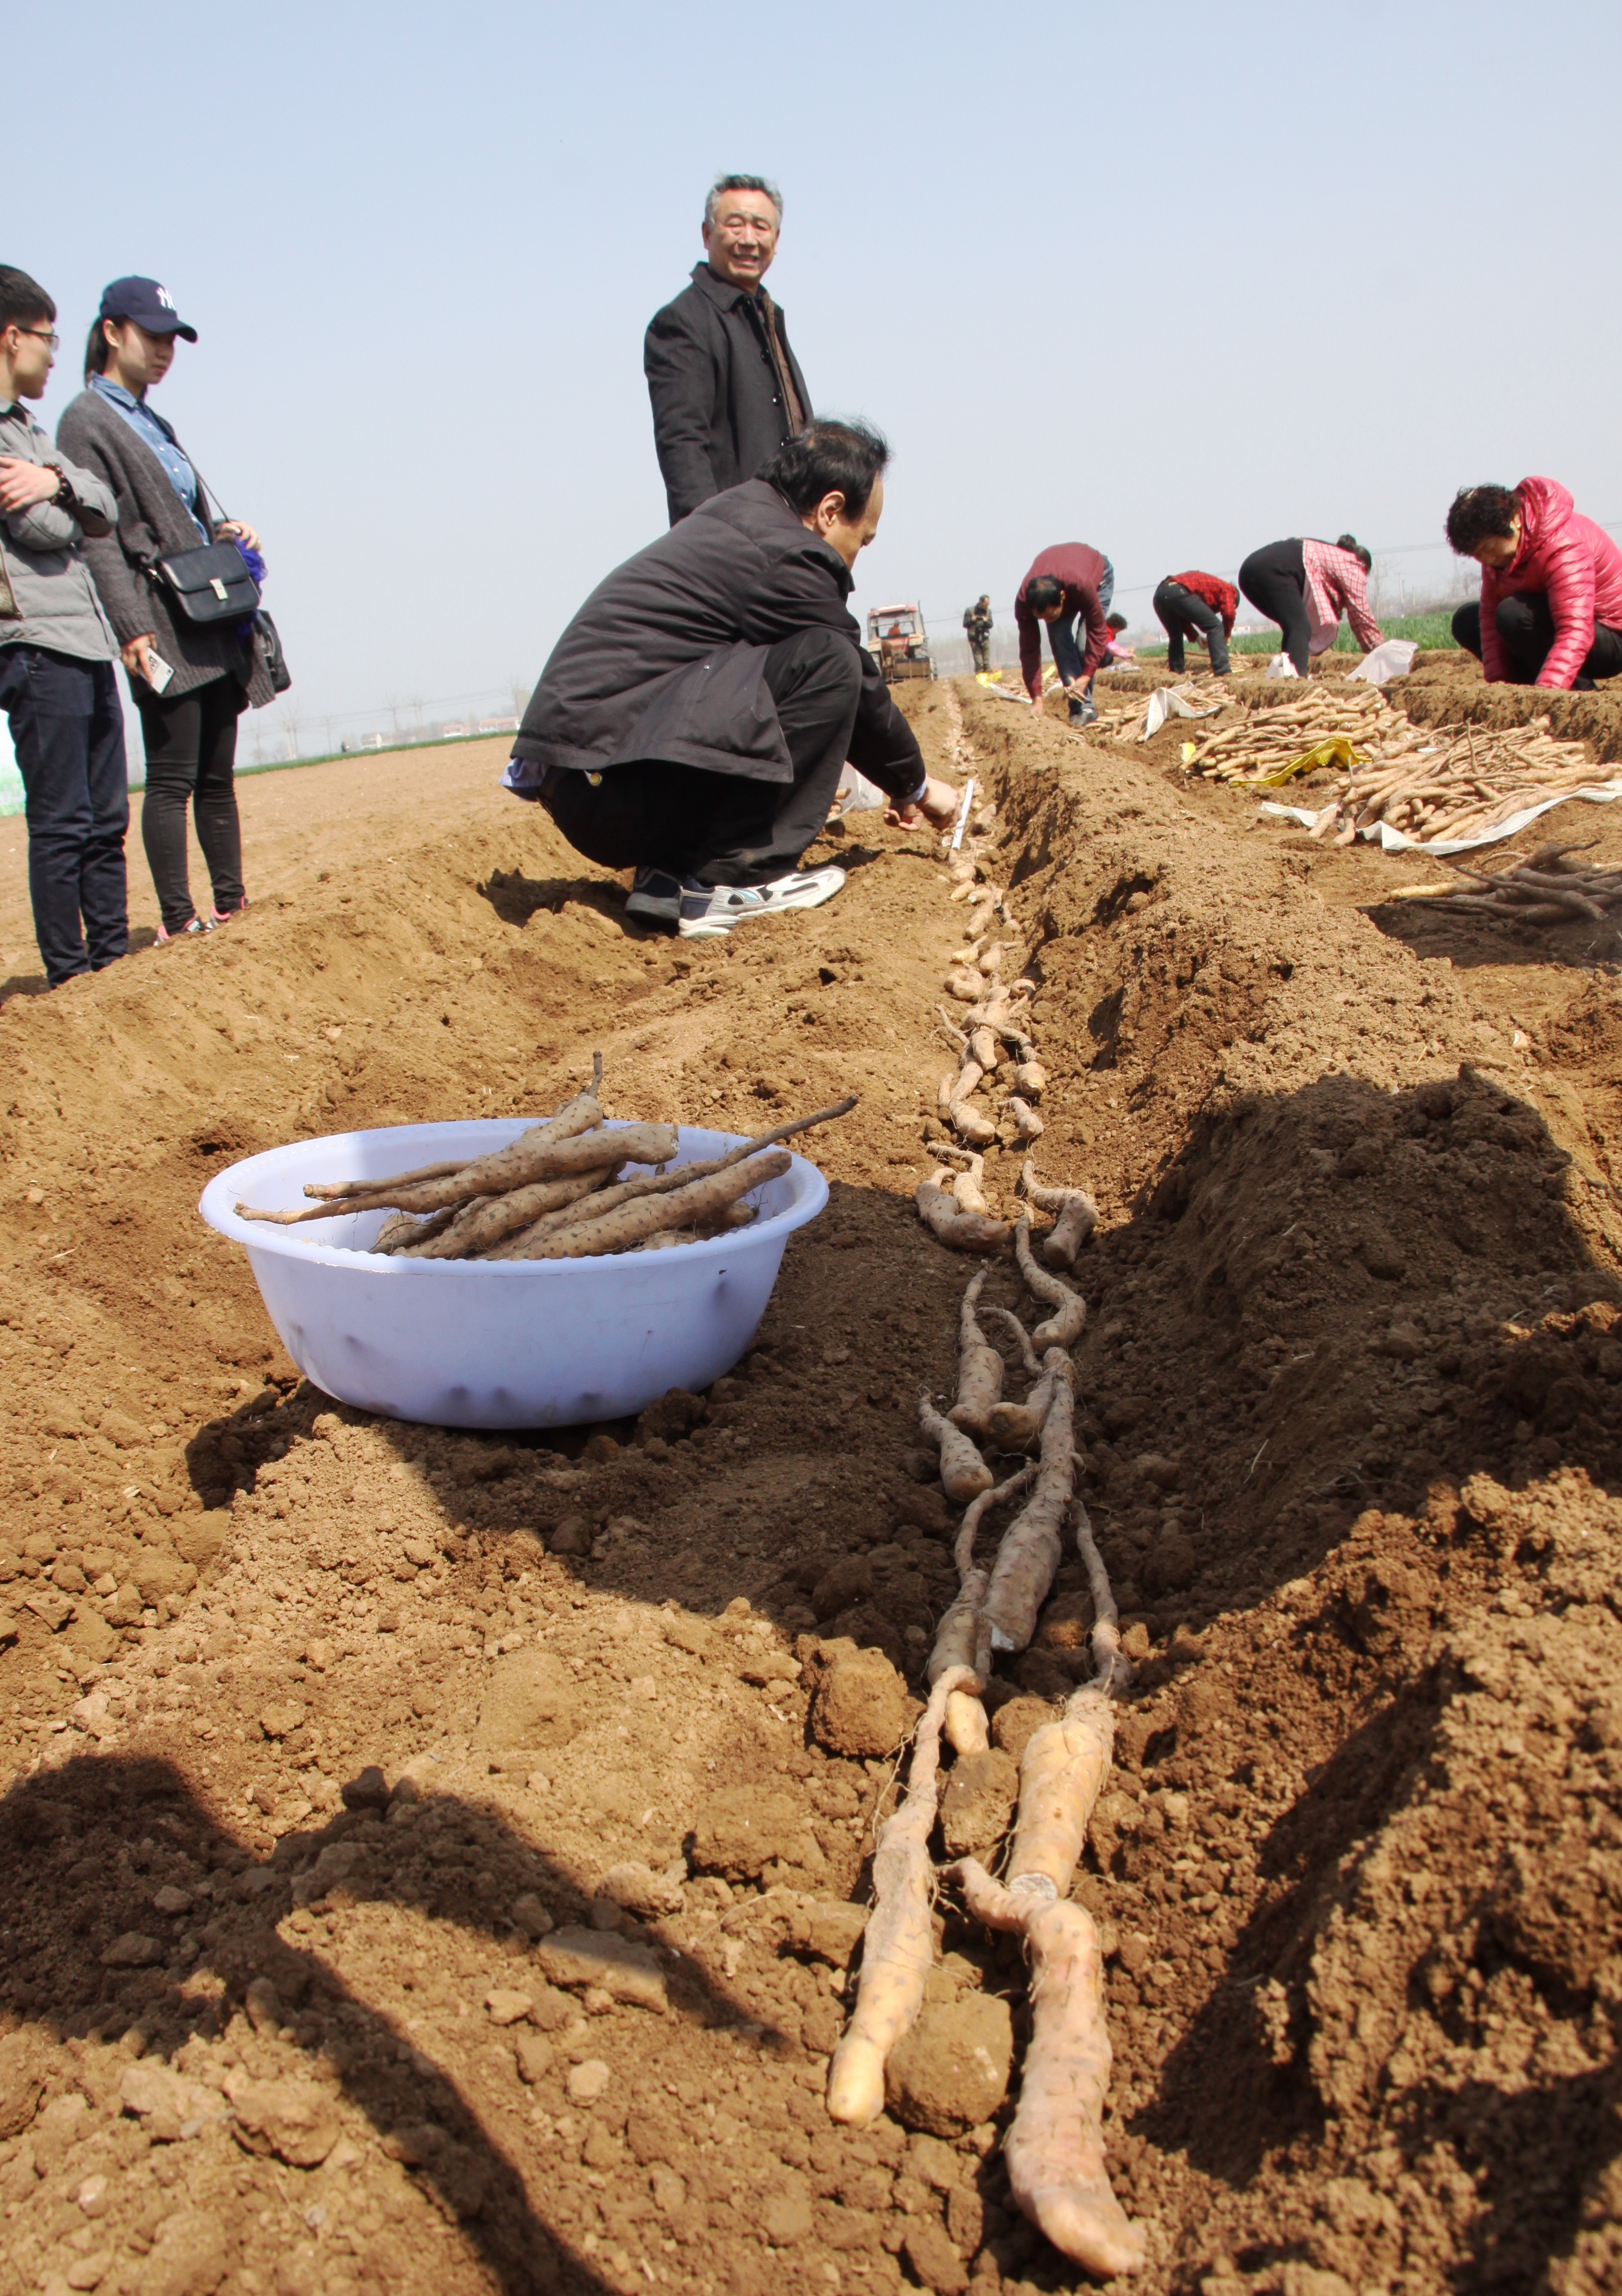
[0,693,1619,2293]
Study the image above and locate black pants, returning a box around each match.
[1153,580,1231,676]
[1238,538,1312,675]
[134,675,247,932]
[1452,596,1622,689]
[539,626,865,887]
[0,645,128,986]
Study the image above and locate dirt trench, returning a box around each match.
[0,691,1618,2296]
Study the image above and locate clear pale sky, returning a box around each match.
[9,0,1621,765]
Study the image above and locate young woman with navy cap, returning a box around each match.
[57,278,278,943]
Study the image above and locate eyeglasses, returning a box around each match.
[11,327,59,351]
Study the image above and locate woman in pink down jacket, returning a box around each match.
[1446,478,1622,690]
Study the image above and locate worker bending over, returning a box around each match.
[1238,534,1381,676]
[1446,479,1622,690]
[1152,569,1236,676]
[504,421,955,940]
[1015,542,1114,727]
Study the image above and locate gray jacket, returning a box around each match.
[0,403,119,662]
[55,387,274,706]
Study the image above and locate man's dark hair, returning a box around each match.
[760,420,889,521]
[1445,485,1521,556]
[705,174,783,230]
[0,267,55,335]
[1335,532,1373,575]
[1025,575,1063,615]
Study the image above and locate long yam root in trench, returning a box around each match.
[1005,1094,1044,1143]
[950,1870,1145,2279]
[918,1391,993,1503]
[935,1145,993,1219]
[827,1664,975,2127]
[917,1170,1009,1253]
[985,1362,1060,1455]
[948,1268,1004,1438]
[1014,1217,1086,1349]
[983,1353,1076,1653]
[949,1582,1142,2274]
[1020,1160,1098,1270]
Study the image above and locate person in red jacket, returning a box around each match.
[1152,570,1236,676]
[1446,479,1622,690]
[1015,542,1114,727]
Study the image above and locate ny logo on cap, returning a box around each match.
[156,286,176,311]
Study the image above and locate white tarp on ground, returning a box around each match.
[1260,778,1622,855]
[1142,683,1226,739]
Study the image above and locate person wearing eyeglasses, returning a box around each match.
[645,175,813,529]
[57,277,277,945]
[0,266,129,989]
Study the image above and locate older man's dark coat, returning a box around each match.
[507,480,922,798]
[644,265,812,527]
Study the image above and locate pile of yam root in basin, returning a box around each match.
[1189,682,1609,848]
[235,1055,854,1260]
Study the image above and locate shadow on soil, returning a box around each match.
[0,1749,769,2296]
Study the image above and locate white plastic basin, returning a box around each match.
[198,1119,827,1430]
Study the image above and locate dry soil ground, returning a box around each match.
[0,666,1619,2296]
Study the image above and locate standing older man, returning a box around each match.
[645,174,813,527]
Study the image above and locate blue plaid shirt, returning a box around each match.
[88,375,209,542]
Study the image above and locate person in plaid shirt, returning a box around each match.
[1238,534,1382,675]
[1152,569,1237,675]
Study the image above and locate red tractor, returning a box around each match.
[865,602,934,684]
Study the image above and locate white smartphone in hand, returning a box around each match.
[143,652,174,696]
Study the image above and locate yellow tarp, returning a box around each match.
[1238,735,1359,788]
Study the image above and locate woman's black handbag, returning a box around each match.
[151,539,261,626]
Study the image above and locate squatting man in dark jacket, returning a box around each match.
[504,421,956,940]
[644,174,813,528]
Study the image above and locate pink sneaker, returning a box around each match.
[155,915,213,945]
[210,895,249,927]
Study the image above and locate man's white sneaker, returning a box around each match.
[677,866,847,940]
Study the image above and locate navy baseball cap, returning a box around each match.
[96,277,197,342]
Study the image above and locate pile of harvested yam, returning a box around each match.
[236,1057,853,1260]
[1096,673,1230,745]
[1392,840,1622,937]
[1190,685,1612,849]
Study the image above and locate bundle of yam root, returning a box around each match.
[1192,685,1609,848]
[236,1056,854,1260]
[1392,839,1622,936]
[829,1228,1146,2280]
[1093,672,1230,745]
